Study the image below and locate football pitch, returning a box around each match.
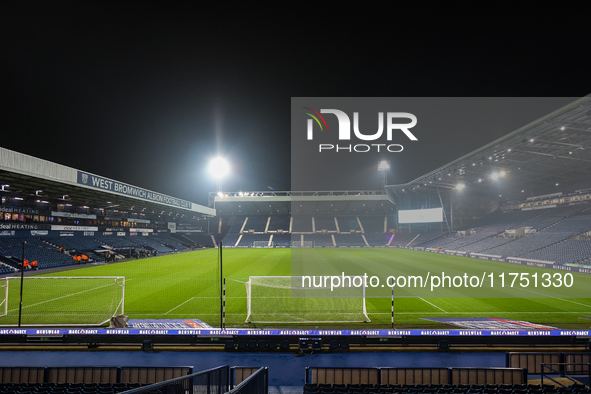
[2,247,591,329]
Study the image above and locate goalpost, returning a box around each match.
[244,276,370,324]
[290,240,314,248]
[0,276,125,326]
[0,278,7,318]
[252,241,275,248]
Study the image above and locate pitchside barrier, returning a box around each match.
[230,367,262,388]
[507,352,591,375]
[380,368,449,385]
[449,368,526,385]
[118,365,229,394]
[305,367,527,385]
[227,367,268,394]
[0,366,193,384]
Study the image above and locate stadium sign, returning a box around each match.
[51,211,97,219]
[77,171,192,209]
[0,328,589,337]
[51,225,99,231]
[0,206,42,215]
[128,218,150,224]
[0,223,45,230]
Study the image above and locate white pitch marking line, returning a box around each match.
[370,311,589,315]
[7,282,118,313]
[517,286,591,309]
[165,297,197,315]
[418,297,447,313]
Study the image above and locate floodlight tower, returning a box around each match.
[208,157,230,193]
[378,160,390,191]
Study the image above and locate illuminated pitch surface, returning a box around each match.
[16,248,591,329]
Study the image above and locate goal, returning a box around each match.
[290,240,314,248]
[252,240,275,248]
[244,276,370,323]
[0,276,125,326]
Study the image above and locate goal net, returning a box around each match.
[244,276,370,324]
[0,276,125,326]
[290,241,314,248]
[252,241,274,248]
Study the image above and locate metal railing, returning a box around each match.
[226,367,268,394]
[121,365,229,394]
[541,363,590,387]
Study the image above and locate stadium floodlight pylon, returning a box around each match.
[244,276,370,324]
[0,276,125,326]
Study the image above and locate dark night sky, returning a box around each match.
[1,4,590,206]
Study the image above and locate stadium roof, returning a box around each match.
[387,95,591,202]
[212,190,393,215]
[0,147,215,217]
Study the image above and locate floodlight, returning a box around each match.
[491,172,500,180]
[208,157,230,180]
[456,183,465,191]
[499,170,506,177]
[378,160,390,171]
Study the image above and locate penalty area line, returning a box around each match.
[165,297,197,315]
[418,297,447,313]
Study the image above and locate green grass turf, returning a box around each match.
[1,247,590,328]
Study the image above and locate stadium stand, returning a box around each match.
[268,215,290,232]
[43,236,104,252]
[0,262,16,274]
[359,216,386,233]
[221,234,241,247]
[333,233,367,247]
[305,234,334,247]
[94,235,139,249]
[242,216,268,232]
[0,237,74,269]
[337,216,362,232]
[236,234,271,247]
[126,236,174,254]
[271,233,291,247]
[292,216,313,233]
[411,203,591,264]
[314,216,338,233]
[364,233,392,247]
[151,233,191,252]
[228,216,247,233]
[177,232,215,247]
[407,230,448,247]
